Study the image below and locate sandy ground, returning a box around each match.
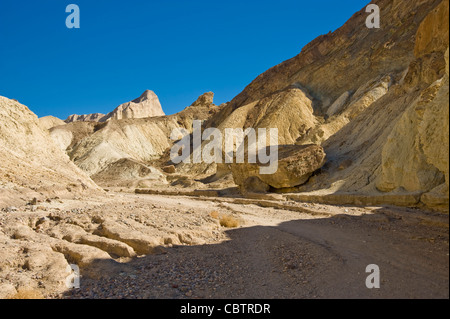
[37,192,449,299]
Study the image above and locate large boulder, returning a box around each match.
[231,144,326,192]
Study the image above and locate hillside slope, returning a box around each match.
[44,0,448,211]
[51,93,220,186]
[0,97,101,208]
[202,0,448,210]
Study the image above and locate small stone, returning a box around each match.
[286,264,297,270]
[162,165,176,174]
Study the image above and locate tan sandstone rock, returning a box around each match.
[203,0,448,210]
[65,113,106,123]
[414,0,449,58]
[100,90,165,122]
[38,116,66,130]
[64,90,165,124]
[231,144,326,191]
[376,1,449,210]
[94,220,163,255]
[0,96,101,208]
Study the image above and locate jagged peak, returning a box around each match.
[190,92,215,107]
[132,90,158,103]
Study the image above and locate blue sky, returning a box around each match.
[0,0,369,119]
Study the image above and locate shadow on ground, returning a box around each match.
[62,207,449,299]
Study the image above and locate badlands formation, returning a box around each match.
[0,0,448,299]
[64,90,165,124]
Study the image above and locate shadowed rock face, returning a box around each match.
[375,1,449,210]
[200,0,449,210]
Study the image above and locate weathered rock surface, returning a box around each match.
[100,90,165,122]
[377,46,449,209]
[0,96,100,208]
[189,92,215,108]
[51,223,136,258]
[414,0,449,58]
[53,92,219,178]
[376,77,448,193]
[64,90,165,124]
[375,1,449,210]
[203,0,448,210]
[38,116,66,131]
[0,193,225,298]
[162,165,176,174]
[5,0,449,213]
[94,220,163,256]
[231,144,326,191]
[240,176,271,194]
[65,113,105,123]
[2,0,449,301]
[91,158,167,188]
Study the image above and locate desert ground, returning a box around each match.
[2,189,447,299]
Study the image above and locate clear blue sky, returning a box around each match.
[0,0,369,119]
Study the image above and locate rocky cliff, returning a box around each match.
[100,90,165,122]
[202,0,449,210]
[65,113,105,123]
[38,0,450,211]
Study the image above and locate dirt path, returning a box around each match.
[64,194,449,299]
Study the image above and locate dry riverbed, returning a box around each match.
[0,192,448,299]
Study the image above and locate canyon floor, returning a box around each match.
[1,0,448,301]
[3,190,445,299]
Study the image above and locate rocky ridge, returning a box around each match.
[47,0,449,211]
[50,92,221,186]
[64,90,165,124]
[202,0,449,211]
